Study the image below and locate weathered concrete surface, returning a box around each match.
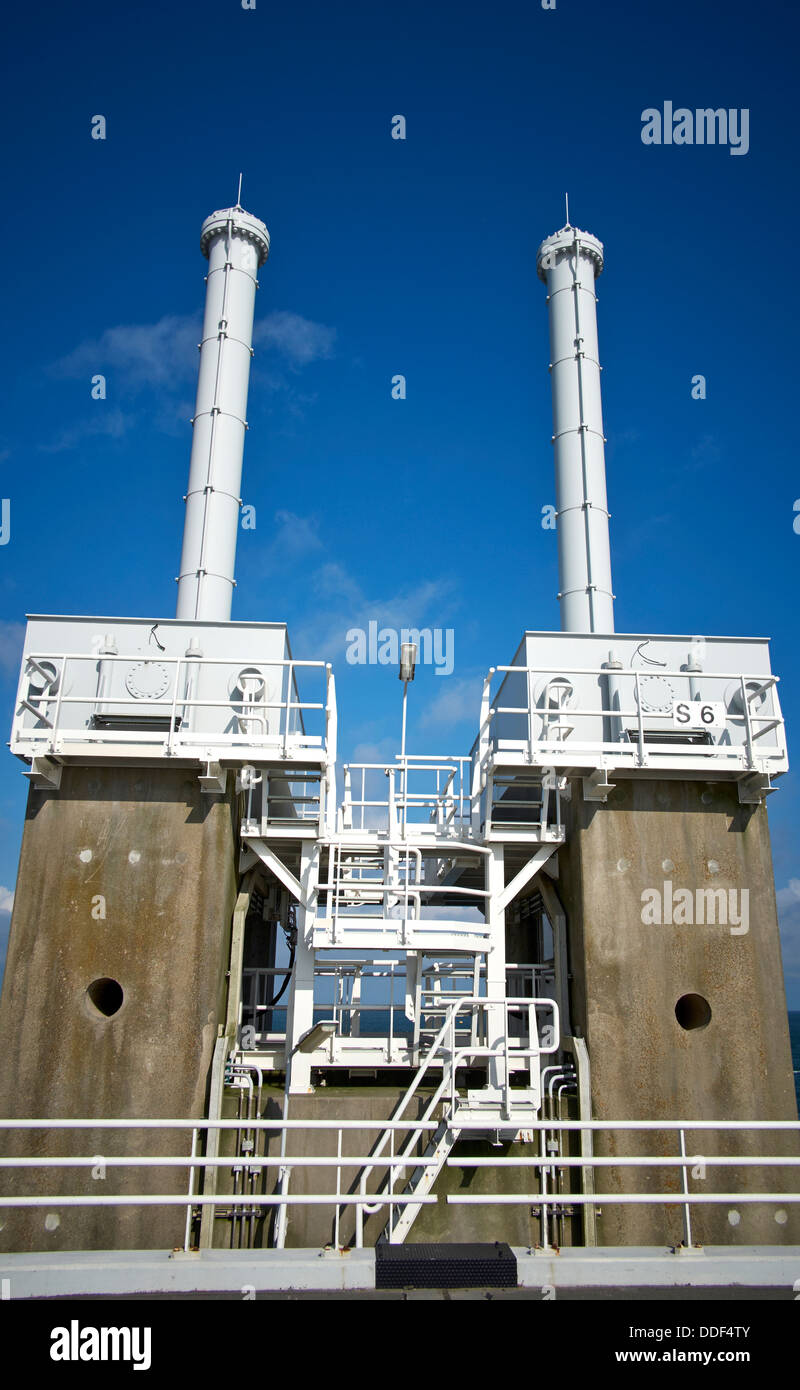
[0,766,239,1253]
[207,1086,537,1250]
[557,777,799,1246]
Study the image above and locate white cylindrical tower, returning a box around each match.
[176,203,270,622]
[537,222,614,633]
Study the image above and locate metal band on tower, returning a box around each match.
[176,203,270,622]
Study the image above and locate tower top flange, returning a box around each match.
[200,206,270,265]
[536,225,604,283]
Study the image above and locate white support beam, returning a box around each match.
[285,843,320,1095]
[485,846,508,1105]
[497,844,558,914]
[247,839,305,906]
[538,876,572,1040]
[238,845,259,875]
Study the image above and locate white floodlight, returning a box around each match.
[399,642,418,683]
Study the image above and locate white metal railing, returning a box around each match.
[484,767,565,839]
[476,664,788,775]
[312,958,409,1046]
[240,967,292,1045]
[340,757,473,835]
[1,1117,797,1253]
[314,835,492,948]
[0,1117,443,1256]
[239,959,554,1056]
[11,651,336,765]
[240,767,326,833]
[443,1118,800,1253]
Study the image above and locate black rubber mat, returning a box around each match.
[375,1241,517,1289]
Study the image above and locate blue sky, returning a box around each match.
[1,0,799,1002]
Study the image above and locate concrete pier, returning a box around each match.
[0,766,239,1252]
[556,777,799,1245]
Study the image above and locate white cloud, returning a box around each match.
[259,511,324,573]
[420,675,481,729]
[349,737,398,765]
[39,408,133,454]
[776,879,800,911]
[293,566,457,662]
[42,309,335,449]
[254,311,335,366]
[312,562,363,607]
[49,314,200,391]
[0,886,14,913]
[48,309,336,387]
[42,314,201,452]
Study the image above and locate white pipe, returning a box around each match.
[176,203,270,622]
[537,221,614,633]
[0,1194,438,1207]
[1,1118,795,1131]
[447,1193,800,1205]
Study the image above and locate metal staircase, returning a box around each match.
[384,1109,457,1244]
[354,992,556,1246]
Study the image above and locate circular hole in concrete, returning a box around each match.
[86,977,124,1018]
[675,993,711,1031]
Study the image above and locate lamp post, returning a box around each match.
[398,642,417,839]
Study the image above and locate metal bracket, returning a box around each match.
[24,756,63,790]
[737,772,774,805]
[199,760,227,794]
[582,767,616,802]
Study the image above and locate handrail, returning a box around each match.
[2,1116,797,1253]
[489,663,782,682]
[353,993,558,1243]
[340,760,475,835]
[12,651,333,760]
[474,664,788,772]
[354,993,472,1245]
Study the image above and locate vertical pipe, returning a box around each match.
[679,1127,694,1247]
[95,634,118,717]
[602,650,624,744]
[176,203,270,622]
[687,651,703,703]
[537,221,614,633]
[184,1126,197,1251]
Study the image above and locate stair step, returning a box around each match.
[386,1117,459,1243]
